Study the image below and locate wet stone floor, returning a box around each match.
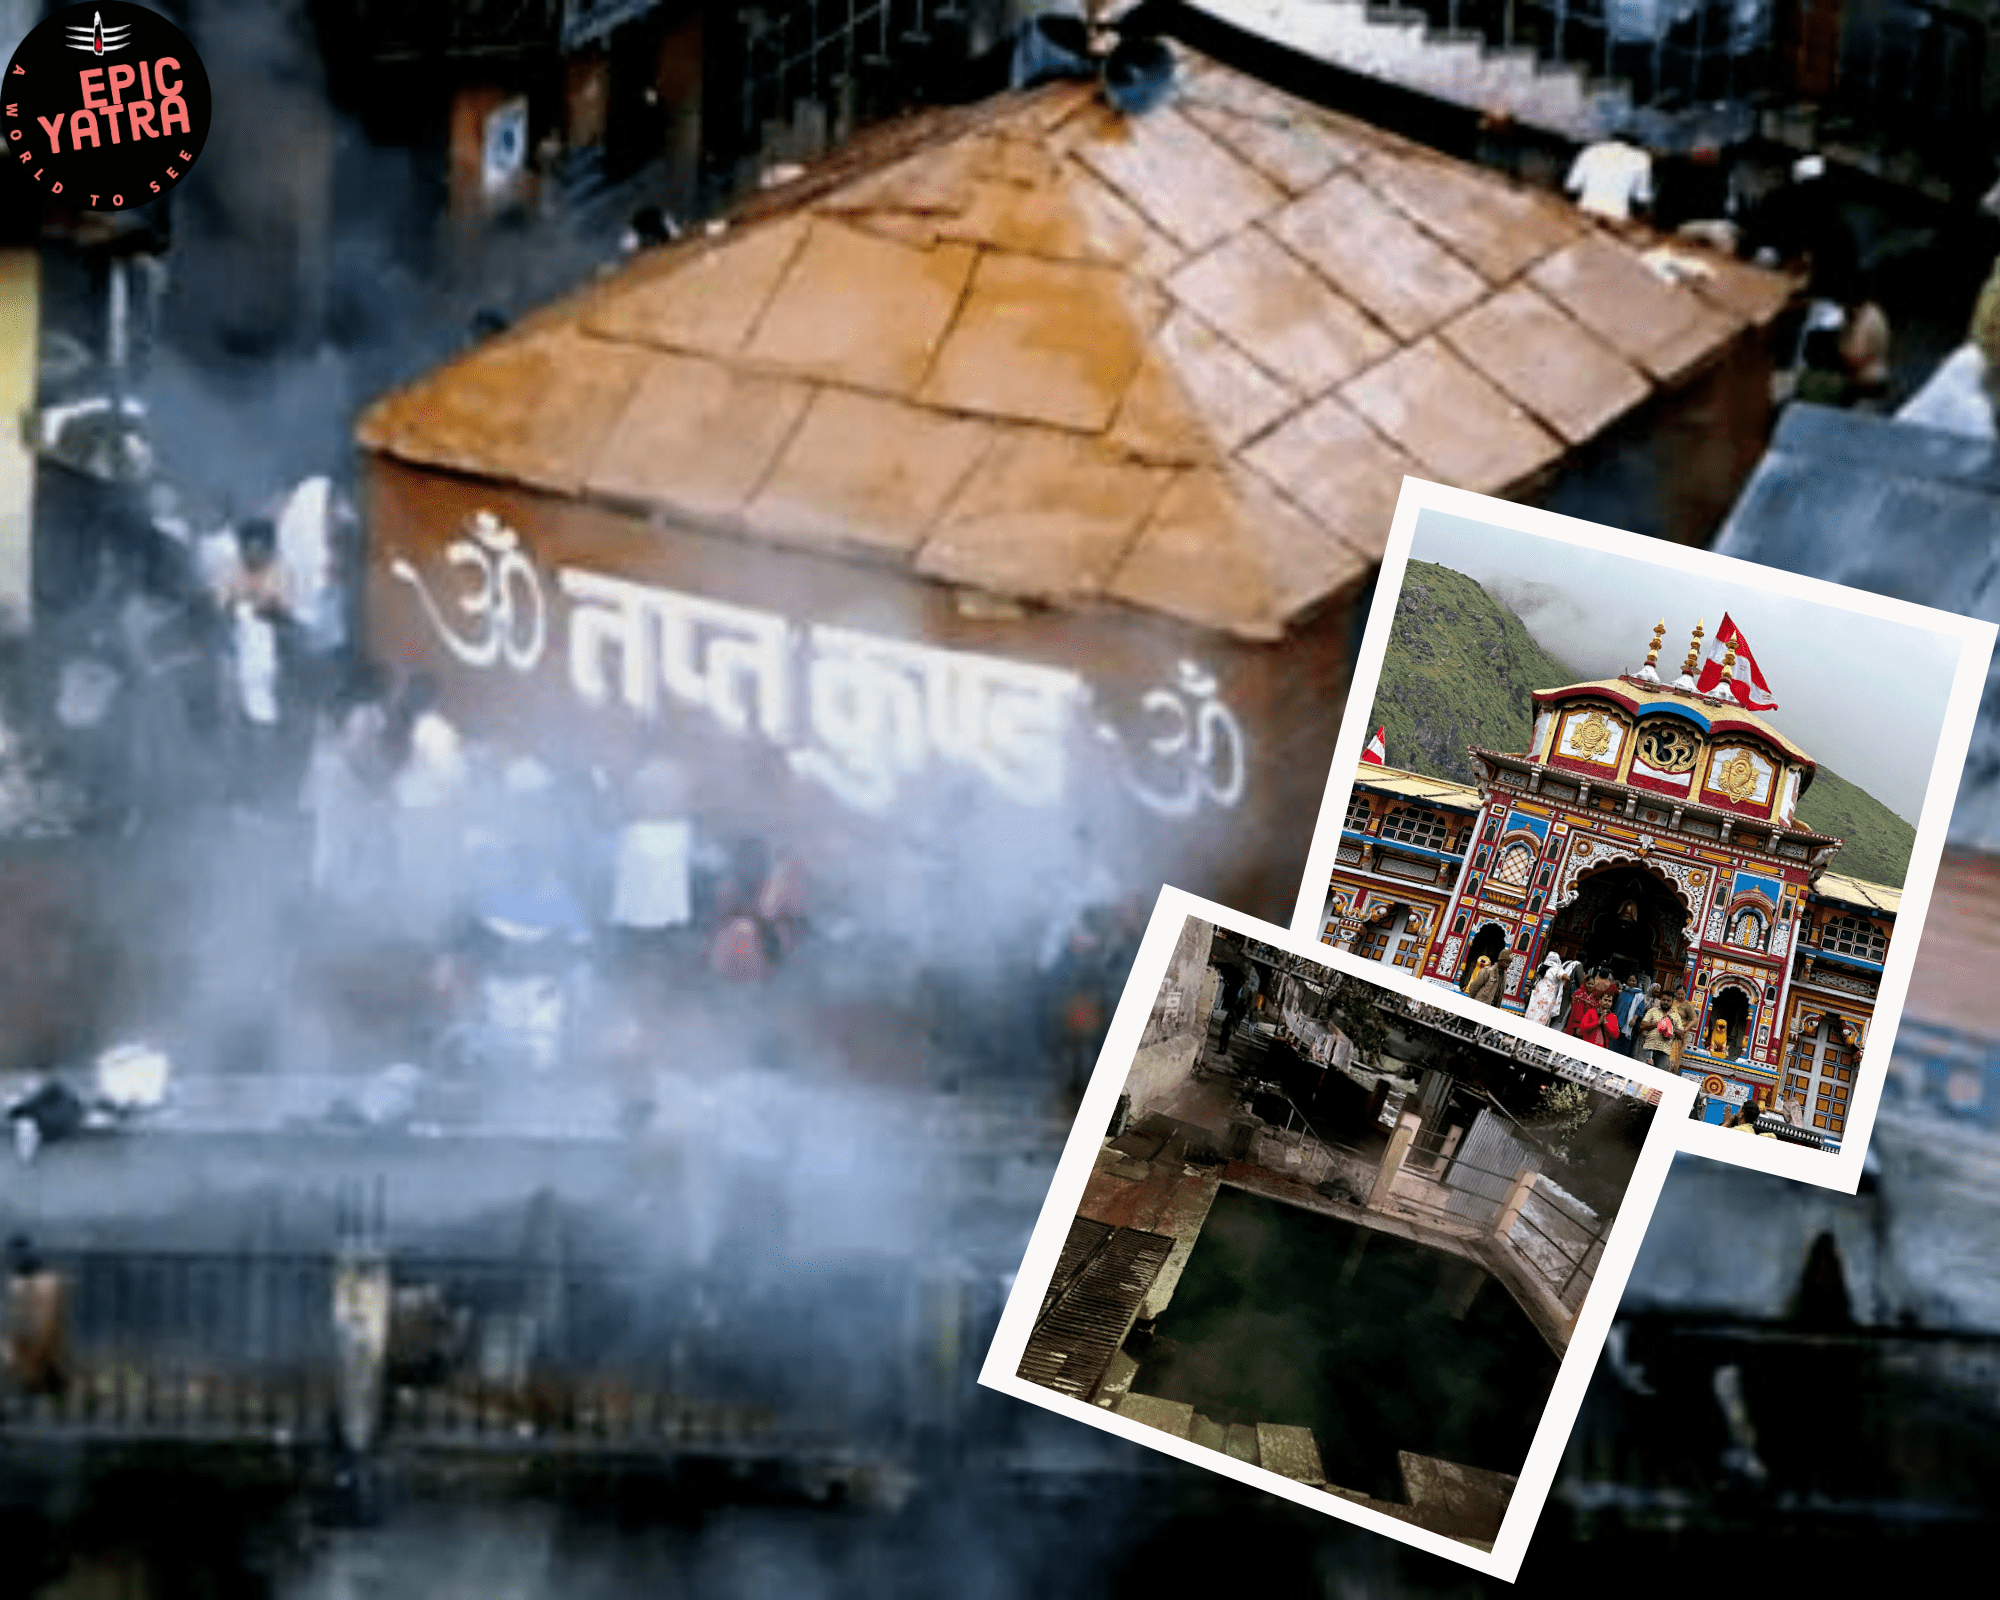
[1131,1189,1559,1502]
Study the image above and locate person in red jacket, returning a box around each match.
[1565,974,1623,1051]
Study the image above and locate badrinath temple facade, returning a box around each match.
[1322,627,1898,1147]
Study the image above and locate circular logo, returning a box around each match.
[5,4,211,210]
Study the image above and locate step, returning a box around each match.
[1398,1451,1515,1541]
[1114,1391,1194,1439]
[1094,1349,1141,1408]
[1223,1421,1261,1465]
[1190,1412,1229,1452]
[1258,1423,1329,1485]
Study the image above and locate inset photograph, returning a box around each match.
[1291,480,1993,1190]
[981,892,1692,1580]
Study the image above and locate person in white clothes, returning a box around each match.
[1523,952,1572,1030]
[1566,133,1654,225]
[609,759,697,967]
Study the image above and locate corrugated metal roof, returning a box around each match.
[1712,404,2000,857]
[358,51,1784,643]
[1812,872,1902,916]
[1352,763,1484,809]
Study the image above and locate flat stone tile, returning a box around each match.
[1168,229,1395,395]
[917,428,1173,604]
[369,326,655,496]
[1108,308,1299,465]
[1341,338,1565,495]
[1224,1422,1260,1463]
[581,214,811,358]
[936,179,1103,258]
[1109,466,1369,641]
[1178,59,1385,167]
[1072,102,1287,253]
[1191,1413,1229,1452]
[1258,1423,1328,1483]
[1679,247,1802,327]
[922,253,1147,432]
[1269,173,1489,341]
[1064,162,1190,281]
[1116,1392,1196,1439]
[1357,147,1579,284]
[584,353,814,519]
[1173,69,1372,195]
[1242,393,1423,562]
[821,139,982,220]
[743,388,996,556]
[1440,283,1651,445]
[1528,232,1743,383]
[744,218,976,396]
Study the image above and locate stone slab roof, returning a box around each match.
[359,51,1788,644]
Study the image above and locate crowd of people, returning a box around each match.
[17,464,1151,1106]
[1462,947,1814,1131]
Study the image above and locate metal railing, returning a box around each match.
[1374,989,1654,1100]
[1393,1134,1605,1301]
[1508,1189,1606,1305]
[0,1247,825,1452]
[1244,1077,1377,1186]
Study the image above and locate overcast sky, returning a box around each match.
[1407,510,1964,822]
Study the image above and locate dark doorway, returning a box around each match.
[1548,865,1689,989]
[1708,986,1752,1061]
[1459,924,1507,987]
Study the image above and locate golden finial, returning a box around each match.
[1645,618,1666,669]
[1722,642,1737,679]
[1683,618,1706,677]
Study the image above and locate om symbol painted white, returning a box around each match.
[1101,661,1248,819]
[391,511,547,672]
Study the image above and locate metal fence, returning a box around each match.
[0,1247,796,1450]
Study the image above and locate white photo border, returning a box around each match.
[978,883,1698,1584]
[1285,476,1997,1196]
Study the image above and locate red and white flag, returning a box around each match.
[1362,726,1387,765]
[1694,614,1779,710]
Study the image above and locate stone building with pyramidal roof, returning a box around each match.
[354,44,1791,926]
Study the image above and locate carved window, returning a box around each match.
[1381,806,1451,850]
[1820,913,1886,962]
[1493,841,1535,889]
[1635,720,1700,774]
[1728,908,1766,950]
[1346,791,1373,832]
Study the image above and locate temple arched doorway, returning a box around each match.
[1458,923,1508,987]
[1706,985,1752,1061]
[1547,863,1689,989]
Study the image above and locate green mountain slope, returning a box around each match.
[1793,769,1913,888]
[1367,561,1580,787]
[1369,561,1915,889]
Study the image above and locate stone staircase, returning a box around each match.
[1109,1386,1516,1546]
[1189,0,1632,143]
[1112,1391,1334,1483]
